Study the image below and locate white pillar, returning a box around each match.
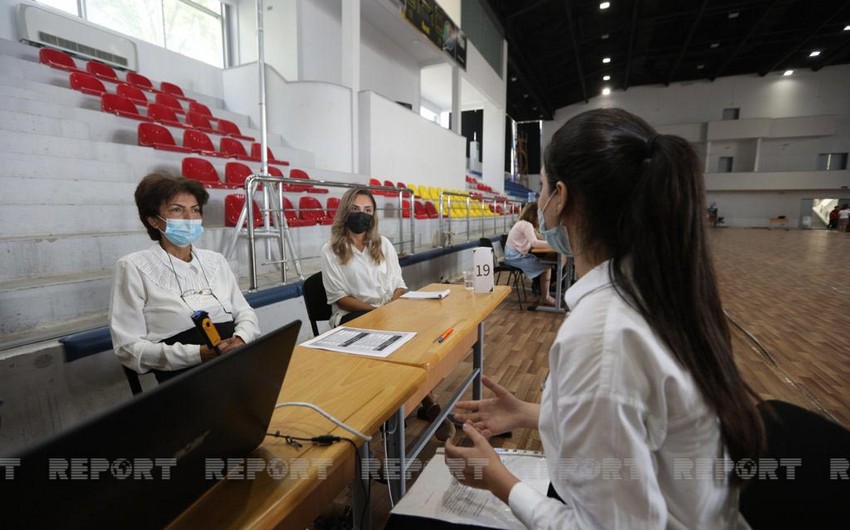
[342,0,360,173]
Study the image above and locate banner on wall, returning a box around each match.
[402,0,466,70]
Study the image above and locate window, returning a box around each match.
[817,153,848,171]
[38,0,225,68]
[718,157,734,173]
[722,108,740,120]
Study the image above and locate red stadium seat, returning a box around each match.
[283,197,315,227]
[290,168,329,193]
[219,137,253,161]
[185,111,216,133]
[155,92,185,114]
[85,61,119,82]
[183,129,226,157]
[137,122,191,152]
[250,143,289,166]
[102,94,151,121]
[39,48,82,73]
[423,201,439,219]
[126,72,155,92]
[299,196,333,225]
[69,72,106,96]
[116,83,149,106]
[160,81,191,100]
[326,197,340,220]
[216,118,254,141]
[225,194,263,228]
[147,103,187,128]
[224,162,262,190]
[182,157,226,188]
[188,100,214,119]
[413,200,430,220]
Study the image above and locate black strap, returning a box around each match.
[152,321,235,384]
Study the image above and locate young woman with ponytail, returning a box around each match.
[446,108,764,529]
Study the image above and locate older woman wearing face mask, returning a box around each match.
[109,172,259,384]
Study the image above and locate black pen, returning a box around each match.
[375,335,401,351]
[340,332,368,347]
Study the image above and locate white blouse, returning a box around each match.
[508,261,751,530]
[109,245,260,374]
[320,236,407,327]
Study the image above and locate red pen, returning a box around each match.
[437,327,454,343]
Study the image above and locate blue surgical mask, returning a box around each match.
[159,216,203,247]
[538,189,573,256]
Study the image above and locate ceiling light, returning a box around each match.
[601,33,609,39]
[783,70,794,76]
[603,75,611,81]
[602,87,611,96]
[697,64,705,70]
[523,93,529,98]
[710,42,719,48]
[510,75,517,82]
[728,11,739,19]
[600,2,610,9]
[532,106,538,110]
[809,50,821,57]
[844,24,850,31]
[602,57,611,63]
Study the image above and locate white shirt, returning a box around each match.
[839,208,850,220]
[508,261,750,530]
[109,245,260,373]
[320,236,407,327]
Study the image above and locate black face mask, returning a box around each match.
[345,211,372,234]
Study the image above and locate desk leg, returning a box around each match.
[352,443,372,530]
[385,406,406,501]
[535,257,567,314]
[473,322,484,400]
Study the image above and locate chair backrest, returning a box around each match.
[186,111,214,130]
[102,93,142,117]
[86,60,118,81]
[216,118,242,136]
[160,81,186,98]
[155,92,184,112]
[183,129,216,153]
[397,181,406,189]
[251,143,277,161]
[282,197,298,220]
[303,272,332,337]
[182,157,219,185]
[326,197,340,219]
[147,102,181,125]
[383,179,395,188]
[739,400,850,529]
[414,200,427,216]
[225,194,262,228]
[225,162,253,188]
[39,48,78,71]
[299,196,326,222]
[219,136,248,158]
[69,72,106,95]
[138,122,176,148]
[290,169,310,180]
[188,100,213,118]
[116,83,148,105]
[424,201,438,218]
[267,166,284,177]
[401,199,412,218]
[126,71,154,91]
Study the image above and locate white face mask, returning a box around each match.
[537,188,573,256]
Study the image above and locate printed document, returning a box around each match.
[300,326,415,358]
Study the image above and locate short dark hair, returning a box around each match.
[134,172,209,241]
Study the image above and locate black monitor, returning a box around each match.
[1,319,301,529]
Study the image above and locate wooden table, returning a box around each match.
[168,347,425,530]
[345,283,510,499]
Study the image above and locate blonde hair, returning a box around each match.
[330,188,384,265]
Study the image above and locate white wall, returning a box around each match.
[361,17,420,108]
[359,90,465,189]
[235,0,300,81]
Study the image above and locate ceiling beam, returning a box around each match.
[623,0,640,90]
[665,0,709,86]
[562,0,588,103]
[505,0,549,21]
[760,2,850,75]
[711,0,780,81]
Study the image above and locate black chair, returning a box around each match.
[303,271,332,337]
[479,237,526,309]
[123,367,143,396]
[739,400,850,529]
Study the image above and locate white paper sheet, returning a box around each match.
[401,289,451,300]
[299,326,416,358]
[391,448,550,529]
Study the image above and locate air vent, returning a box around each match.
[37,31,129,68]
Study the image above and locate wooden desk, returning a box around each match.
[168,348,425,530]
[345,283,510,498]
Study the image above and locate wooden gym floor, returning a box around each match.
[315,227,850,529]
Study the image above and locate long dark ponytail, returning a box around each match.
[544,108,763,483]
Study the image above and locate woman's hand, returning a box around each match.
[444,422,520,504]
[453,375,539,437]
[217,336,245,354]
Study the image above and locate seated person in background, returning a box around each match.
[109,172,260,384]
[321,187,445,425]
[503,202,557,306]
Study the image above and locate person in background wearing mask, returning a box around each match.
[109,172,259,384]
[321,188,450,432]
[446,108,764,529]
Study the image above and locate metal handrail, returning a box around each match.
[437,190,521,246]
